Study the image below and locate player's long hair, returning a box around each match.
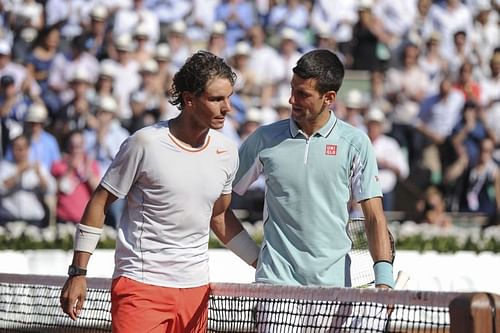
[169,51,236,110]
[293,49,345,94]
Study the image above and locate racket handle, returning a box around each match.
[394,270,410,290]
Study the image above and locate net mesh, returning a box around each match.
[0,274,466,333]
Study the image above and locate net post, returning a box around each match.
[449,292,500,333]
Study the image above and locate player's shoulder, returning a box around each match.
[129,121,169,146]
[252,119,290,141]
[335,118,370,147]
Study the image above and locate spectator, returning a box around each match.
[94,60,117,102]
[267,0,309,38]
[6,103,60,171]
[365,107,409,211]
[44,0,91,52]
[48,35,99,110]
[0,39,40,99]
[80,5,110,61]
[206,21,229,58]
[113,0,160,51]
[84,95,129,227]
[246,25,285,107]
[418,32,449,95]
[350,1,393,71]
[462,137,500,226]
[146,0,191,41]
[453,61,482,104]
[228,41,257,109]
[408,0,434,42]
[275,28,302,99]
[53,67,97,144]
[0,134,56,227]
[51,130,100,224]
[428,0,474,62]
[107,34,140,121]
[340,88,368,130]
[165,20,191,74]
[310,0,357,57]
[387,42,431,156]
[415,76,465,183]
[84,95,129,173]
[470,2,498,76]
[132,23,153,65]
[445,101,496,210]
[125,59,165,132]
[25,23,62,115]
[215,0,255,47]
[0,75,31,123]
[416,185,453,228]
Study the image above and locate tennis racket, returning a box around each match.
[347,217,402,288]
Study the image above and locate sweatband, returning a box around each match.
[74,224,102,254]
[373,260,395,288]
[225,230,260,265]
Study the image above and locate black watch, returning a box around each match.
[68,265,87,277]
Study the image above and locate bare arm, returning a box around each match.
[210,193,259,267]
[360,197,393,288]
[60,185,117,320]
[210,193,244,243]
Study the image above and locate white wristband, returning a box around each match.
[225,230,260,265]
[74,224,102,254]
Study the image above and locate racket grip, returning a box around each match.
[394,270,410,290]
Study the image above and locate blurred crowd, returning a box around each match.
[0,0,499,229]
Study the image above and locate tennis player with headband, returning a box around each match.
[60,51,260,332]
[226,49,395,289]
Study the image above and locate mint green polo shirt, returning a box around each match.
[233,112,382,287]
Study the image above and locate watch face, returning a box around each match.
[68,265,86,276]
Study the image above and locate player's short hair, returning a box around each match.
[170,51,236,110]
[293,49,344,94]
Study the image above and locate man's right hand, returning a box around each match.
[60,276,87,321]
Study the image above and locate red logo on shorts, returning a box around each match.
[325,145,337,155]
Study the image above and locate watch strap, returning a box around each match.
[68,265,87,277]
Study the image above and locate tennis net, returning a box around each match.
[0,273,489,333]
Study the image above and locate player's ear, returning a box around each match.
[182,92,194,107]
[323,90,337,106]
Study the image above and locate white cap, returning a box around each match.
[90,5,108,21]
[0,39,11,55]
[344,89,366,109]
[233,41,251,57]
[25,103,48,123]
[140,58,159,73]
[280,28,298,43]
[134,23,149,38]
[358,0,373,10]
[70,66,92,83]
[20,28,38,43]
[316,26,331,39]
[99,59,116,78]
[169,20,187,34]
[114,33,135,52]
[211,21,227,35]
[476,0,492,11]
[274,95,290,109]
[245,108,263,123]
[96,95,118,113]
[154,43,170,61]
[365,107,385,123]
[130,90,146,104]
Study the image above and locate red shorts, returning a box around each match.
[111,276,209,333]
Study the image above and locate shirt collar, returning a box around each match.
[289,111,337,138]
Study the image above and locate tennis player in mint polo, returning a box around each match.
[227,49,395,289]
